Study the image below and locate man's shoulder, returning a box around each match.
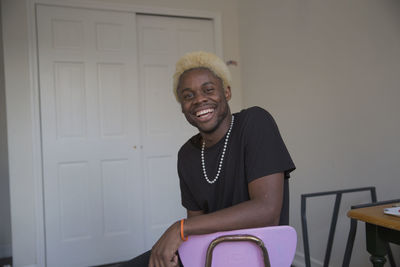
[237,106,273,123]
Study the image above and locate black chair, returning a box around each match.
[300,186,393,267]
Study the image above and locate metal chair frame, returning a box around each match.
[179,226,296,267]
[205,234,271,267]
[301,186,377,267]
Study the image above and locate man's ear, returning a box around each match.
[224,86,232,101]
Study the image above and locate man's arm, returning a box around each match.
[149,172,284,267]
[187,209,204,218]
[184,172,284,235]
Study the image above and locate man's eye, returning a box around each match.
[205,88,214,93]
[183,92,194,100]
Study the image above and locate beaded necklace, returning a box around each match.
[201,115,234,184]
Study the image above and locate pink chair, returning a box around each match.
[178,225,297,267]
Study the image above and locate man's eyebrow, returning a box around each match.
[180,87,192,93]
[202,81,215,87]
[179,81,216,93]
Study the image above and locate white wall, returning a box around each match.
[238,0,400,266]
[2,1,39,265]
[0,1,12,259]
[2,0,242,266]
[9,0,400,266]
[95,0,243,112]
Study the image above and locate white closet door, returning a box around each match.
[37,5,144,266]
[136,14,215,249]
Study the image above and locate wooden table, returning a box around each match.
[348,203,400,267]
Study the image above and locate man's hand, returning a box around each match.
[149,221,183,267]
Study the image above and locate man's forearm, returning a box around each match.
[184,173,284,236]
[184,198,280,236]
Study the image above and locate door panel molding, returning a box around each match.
[27,0,222,266]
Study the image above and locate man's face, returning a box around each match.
[177,68,231,134]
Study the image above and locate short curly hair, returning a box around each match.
[173,51,231,101]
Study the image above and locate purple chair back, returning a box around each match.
[178,225,297,267]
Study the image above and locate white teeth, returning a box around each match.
[196,108,214,117]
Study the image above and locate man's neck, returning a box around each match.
[200,113,232,148]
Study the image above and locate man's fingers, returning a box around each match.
[156,249,175,267]
[149,221,182,267]
[171,254,179,267]
[151,250,166,267]
[148,254,154,267]
[151,256,161,267]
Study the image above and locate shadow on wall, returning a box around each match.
[0,1,12,261]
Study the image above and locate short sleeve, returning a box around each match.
[178,152,202,211]
[244,107,295,182]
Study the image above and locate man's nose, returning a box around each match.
[193,91,207,104]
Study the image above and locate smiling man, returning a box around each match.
[122,51,295,267]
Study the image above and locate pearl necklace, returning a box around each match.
[201,115,235,184]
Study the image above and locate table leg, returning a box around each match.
[366,223,387,267]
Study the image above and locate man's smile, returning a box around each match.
[194,108,215,122]
[196,108,214,117]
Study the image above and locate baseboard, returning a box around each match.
[293,251,324,267]
[0,244,11,258]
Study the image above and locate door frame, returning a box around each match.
[26,0,222,265]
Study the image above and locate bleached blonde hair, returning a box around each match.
[173,51,231,102]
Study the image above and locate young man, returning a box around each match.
[122,51,295,267]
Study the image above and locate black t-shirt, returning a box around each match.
[177,106,295,224]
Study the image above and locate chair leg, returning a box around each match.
[386,243,397,267]
[342,218,357,267]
